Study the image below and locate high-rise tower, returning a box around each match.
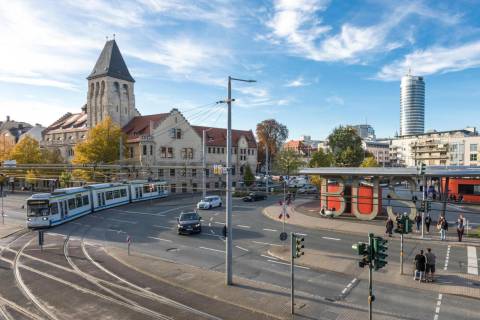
[86,39,137,128]
[400,73,425,136]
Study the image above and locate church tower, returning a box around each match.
[86,39,137,128]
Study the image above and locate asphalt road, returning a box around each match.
[1,192,479,320]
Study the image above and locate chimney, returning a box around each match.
[6,116,10,122]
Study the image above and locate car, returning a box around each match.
[177,211,202,235]
[243,192,267,202]
[197,195,222,209]
[297,185,318,194]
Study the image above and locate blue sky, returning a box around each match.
[1,0,480,140]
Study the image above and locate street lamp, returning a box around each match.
[218,76,256,286]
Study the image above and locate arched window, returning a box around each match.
[114,82,120,93]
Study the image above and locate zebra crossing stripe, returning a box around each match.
[467,246,478,275]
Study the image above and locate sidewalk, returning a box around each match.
[263,202,480,246]
[0,222,25,239]
[106,246,402,320]
[268,246,480,300]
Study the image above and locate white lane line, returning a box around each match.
[153,225,172,229]
[148,237,172,243]
[261,254,277,260]
[199,246,225,253]
[107,218,137,224]
[252,241,283,247]
[434,291,443,319]
[444,245,451,271]
[235,246,249,252]
[340,278,357,297]
[215,222,225,225]
[111,209,165,216]
[267,259,310,270]
[237,225,251,229]
[263,228,278,232]
[322,236,341,241]
[296,232,308,236]
[107,229,125,233]
[467,246,478,275]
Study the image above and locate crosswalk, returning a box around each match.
[467,246,478,275]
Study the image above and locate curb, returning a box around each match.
[0,226,26,239]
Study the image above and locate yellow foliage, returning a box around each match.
[9,136,43,164]
[25,170,37,185]
[310,176,323,189]
[73,117,127,165]
[360,156,380,167]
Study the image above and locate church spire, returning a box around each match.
[87,39,135,82]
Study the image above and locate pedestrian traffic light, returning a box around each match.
[405,217,412,234]
[352,242,371,268]
[426,200,431,212]
[395,219,404,234]
[373,236,388,270]
[292,233,305,259]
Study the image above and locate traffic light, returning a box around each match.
[405,217,412,234]
[292,234,305,259]
[373,236,388,270]
[426,200,431,212]
[395,219,404,234]
[417,163,426,175]
[352,242,371,268]
[419,200,425,212]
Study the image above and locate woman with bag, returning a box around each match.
[457,215,465,242]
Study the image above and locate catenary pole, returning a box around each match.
[202,129,207,199]
[226,76,233,285]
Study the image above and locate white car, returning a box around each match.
[197,196,222,209]
[297,185,318,194]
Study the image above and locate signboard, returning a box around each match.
[3,160,16,168]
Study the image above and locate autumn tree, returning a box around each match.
[59,171,72,187]
[42,148,64,164]
[327,126,365,167]
[25,170,37,190]
[73,117,126,165]
[9,136,43,164]
[360,156,380,167]
[273,149,305,176]
[256,119,288,169]
[243,165,255,187]
[0,134,15,161]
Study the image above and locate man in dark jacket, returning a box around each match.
[414,249,426,282]
[385,217,394,237]
[424,214,432,233]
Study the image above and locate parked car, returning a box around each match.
[288,178,308,188]
[197,195,222,209]
[297,185,318,194]
[243,192,267,202]
[177,211,202,235]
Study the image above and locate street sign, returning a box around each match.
[280,232,288,241]
[3,160,16,168]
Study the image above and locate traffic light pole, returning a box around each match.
[421,175,426,239]
[291,240,295,315]
[368,233,374,320]
[226,77,233,286]
[400,233,404,275]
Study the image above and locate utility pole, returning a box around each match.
[265,144,269,194]
[202,129,207,199]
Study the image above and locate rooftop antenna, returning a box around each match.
[113,33,116,40]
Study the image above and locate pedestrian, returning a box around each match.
[458,193,463,203]
[414,249,426,282]
[457,215,465,242]
[438,216,448,240]
[425,248,436,282]
[425,213,432,233]
[415,213,422,233]
[386,217,394,237]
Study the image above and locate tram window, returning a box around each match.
[76,196,82,208]
[50,203,59,215]
[120,189,127,197]
[106,191,113,200]
[68,198,76,210]
[113,189,120,198]
[83,195,89,205]
[97,193,101,204]
[143,185,150,193]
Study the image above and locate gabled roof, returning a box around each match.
[87,40,135,82]
[43,110,87,134]
[192,126,257,148]
[122,113,169,142]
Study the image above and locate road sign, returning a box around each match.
[3,160,16,168]
[280,232,288,241]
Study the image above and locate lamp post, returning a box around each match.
[202,128,214,199]
[218,76,256,286]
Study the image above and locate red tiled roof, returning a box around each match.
[192,126,257,148]
[43,111,87,134]
[122,113,169,140]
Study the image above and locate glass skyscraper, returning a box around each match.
[400,74,425,136]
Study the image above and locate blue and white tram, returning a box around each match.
[129,180,169,202]
[26,180,169,228]
[26,187,91,228]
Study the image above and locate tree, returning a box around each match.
[243,165,255,187]
[327,126,365,167]
[309,149,333,168]
[273,149,305,176]
[360,156,380,167]
[73,117,126,165]
[25,170,37,190]
[256,119,288,168]
[0,134,15,161]
[42,148,64,164]
[59,171,72,187]
[9,136,43,164]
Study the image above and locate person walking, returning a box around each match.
[415,213,422,233]
[425,248,436,282]
[425,213,432,233]
[386,217,394,237]
[457,215,465,242]
[414,249,426,282]
[438,216,448,241]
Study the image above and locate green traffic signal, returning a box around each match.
[373,236,388,270]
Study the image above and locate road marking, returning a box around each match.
[322,236,341,241]
[153,225,172,229]
[296,232,308,236]
[263,228,277,232]
[111,209,166,216]
[215,222,225,225]
[106,218,137,224]
[209,217,213,221]
[199,246,225,253]
[107,229,125,233]
[261,254,277,260]
[444,245,451,271]
[235,245,249,252]
[467,246,478,275]
[148,237,172,243]
[340,278,357,297]
[433,293,443,320]
[237,225,251,229]
[252,241,283,247]
[267,259,310,270]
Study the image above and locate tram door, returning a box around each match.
[97,192,106,207]
[59,201,65,219]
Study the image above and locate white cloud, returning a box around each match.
[325,95,344,106]
[285,77,310,87]
[377,41,480,80]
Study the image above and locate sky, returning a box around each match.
[0,0,480,140]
